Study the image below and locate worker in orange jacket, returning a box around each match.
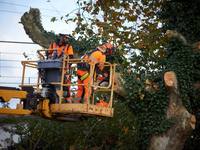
[46,33,74,103]
[75,43,114,104]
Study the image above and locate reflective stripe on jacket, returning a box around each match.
[48,41,73,58]
[78,49,106,71]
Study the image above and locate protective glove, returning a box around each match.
[103,73,108,78]
[104,77,109,81]
[103,73,109,81]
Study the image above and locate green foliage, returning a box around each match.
[69,33,102,56]
[0,115,30,149]
[32,10,58,45]
[0,102,10,108]
[16,0,200,149]
[158,0,200,43]
[158,1,200,149]
[164,39,200,111]
[119,0,200,149]
[1,100,139,150]
[1,115,82,149]
[73,100,139,150]
[122,68,174,149]
[164,38,200,150]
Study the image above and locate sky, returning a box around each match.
[0,0,78,108]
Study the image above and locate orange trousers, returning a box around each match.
[76,70,92,102]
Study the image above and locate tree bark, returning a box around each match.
[20,8,53,48]
[20,8,85,59]
[113,72,126,98]
[148,71,196,150]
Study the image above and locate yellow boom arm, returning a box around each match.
[0,89,27,102]
[0,89,31,115]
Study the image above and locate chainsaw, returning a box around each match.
[97,75,109,87]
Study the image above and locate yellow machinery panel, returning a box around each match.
[0,89,27,102]
[0,108,31,115]
[50,103,114,117]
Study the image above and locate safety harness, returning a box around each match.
[52,43,71,59]
[78,49,105,81]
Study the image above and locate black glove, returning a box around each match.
[104,77,109,81]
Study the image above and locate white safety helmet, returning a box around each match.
[59,33,72,38]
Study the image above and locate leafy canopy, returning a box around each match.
[50,0,200,149]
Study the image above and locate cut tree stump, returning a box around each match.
[148,71,196,150]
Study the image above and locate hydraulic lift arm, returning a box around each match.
[0,89,27,102]
[0,88,31,115]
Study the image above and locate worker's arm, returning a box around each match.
[46,44,54,59]
[96,54,108,78]
[66,45,74,74]
[96,68,108,79]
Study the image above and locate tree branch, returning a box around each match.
[33,128,45,150]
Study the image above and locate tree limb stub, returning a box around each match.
[164,71,175,87]
[113,73,126,98]
[166,30,200,53]
[114,70,159,98]
[148,71,196,150]
[165,30,187,45]
[20,8,86,59]
[20,8,53,48]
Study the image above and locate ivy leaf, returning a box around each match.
[51,17,56,22]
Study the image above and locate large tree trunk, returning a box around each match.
[20,8,53,48]
[114,71,196,149]
[20,8,84,59]
[147,71,196,150]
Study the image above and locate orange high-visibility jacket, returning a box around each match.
[78,49,106,72]
[47,41,73,59]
